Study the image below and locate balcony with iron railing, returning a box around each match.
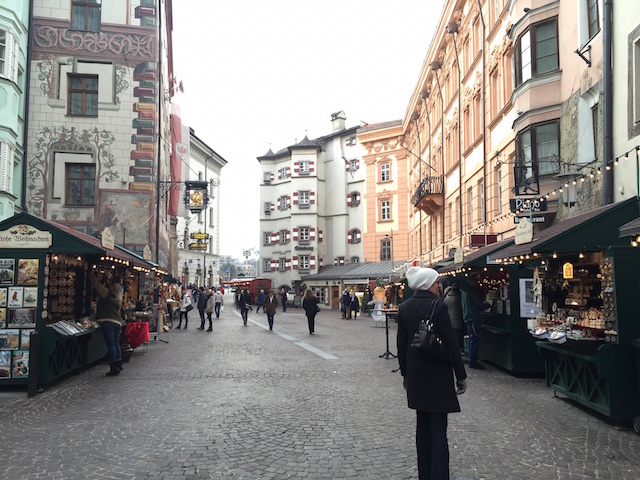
[411,175,444,214]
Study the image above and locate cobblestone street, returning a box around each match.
[2,295,640,479]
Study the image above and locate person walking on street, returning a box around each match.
[397,267,467,480]
[239,288,252,325]
[264,289,278,330]
[204,289,215,332]
[340,289,350,319]
[89,270,125,377]
[349,291,360,319]
[461,275,491,370]
[443,282,465,353]
[177,288,191,329]
[214,287,224,318]
[256,289,266,313]
[197,286,208,330]
[302,289,319,334]
[280,288,288,312]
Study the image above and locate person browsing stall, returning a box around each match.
[89,270,125,377]
[397,267,467,480]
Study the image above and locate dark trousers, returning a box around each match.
[466,321,482,366]
[102,321,122,365]
[416,410,449,480]
[215,302,221,318]
[206,312,212,330]
[179,310,188,327]
[199,309,206,328]
[306,314,315,333]
[267,314,274,329]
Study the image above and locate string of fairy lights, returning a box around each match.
[393,144,640,275]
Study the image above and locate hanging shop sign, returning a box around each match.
[514,217,534,245]
[563,262,574,279]
[188,242,207,251]
[184,181,209,214]
[514,215,547,224]
[101,227,115,250]
[143,245,152,261]
[510,197,547,213]
[190,232,210,240]
[0,225,52,249]
[454,249,464,264]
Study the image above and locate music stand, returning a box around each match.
[379,312,397,359]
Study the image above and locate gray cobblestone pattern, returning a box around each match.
[1,293,640,479]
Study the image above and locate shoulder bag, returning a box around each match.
[410,299,452,362]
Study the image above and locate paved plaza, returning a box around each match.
[2,293,640,479]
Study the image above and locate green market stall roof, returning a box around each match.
[493,198,639,262]
[438,238,514,273]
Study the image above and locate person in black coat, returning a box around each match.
[302,289,319,334]
[239,289,252,325]
[197,286,208,330]
[340,289,350,319]
[348,291,360,319]
[397,267,467,480]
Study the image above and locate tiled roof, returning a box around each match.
[300,261,404,281]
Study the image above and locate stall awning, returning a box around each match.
[438,238,514,273]
[494,199,639,262]
[618,217,640,238]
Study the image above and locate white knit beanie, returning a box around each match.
[406,267,439,291]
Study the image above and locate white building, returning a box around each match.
[258,111,365,292]
[175,129,226,287]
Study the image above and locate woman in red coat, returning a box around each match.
[397,267,467,480]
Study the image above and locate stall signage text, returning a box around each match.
[190,232,209,240]
[563,262,574,279]
[510,198,547,213]
[0,225,52,249]
[514,215,546,224]
[514,217,534,245]
[101,227,115,250]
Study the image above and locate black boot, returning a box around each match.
[176,323,181,329]
[117,360,123,371]
[106,363,120,377]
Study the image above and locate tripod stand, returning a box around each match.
[379,314,397,359]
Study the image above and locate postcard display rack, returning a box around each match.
[533,247,640,421]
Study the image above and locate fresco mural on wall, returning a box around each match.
[100,191,152,246]
[28,126,119,217]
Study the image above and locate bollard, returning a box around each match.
[27,330,38,397]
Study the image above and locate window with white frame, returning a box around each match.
[299,255,310,270]
[515,121,560,194]
[263,259,270,271]
[312,286,325,303]
[514,18,558,87]
[0,30,7,77]
[279,229,287,244]
[279,167,288,179]
[299,226,310,242]
[380,163,390,182]
[585,0,600,41]
[351,257,360,263]
[279,258,286,272]
[349,159,358,171]
[298,190,310,205]
[263,172,272,183]
[263,232,272,245]
[381,200,390,221]
[71,0,102,32]
[479,179,485,222]
[0,142,15,194]
[468,187,474,227]
[349,192,359,206]
[0,29,17,82]
[264,202,272,213]
[299,161,310,173]
[279,195,287,210]
[66,164,96,206]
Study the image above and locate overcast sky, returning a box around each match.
[171,1,446,260]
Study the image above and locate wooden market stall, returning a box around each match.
[493,199,640,422]
[0,213,155,387]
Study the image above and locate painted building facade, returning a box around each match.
[26,0,175,269]
[258,111,365,291]
[175,128,226,288]
[0,0,29,222]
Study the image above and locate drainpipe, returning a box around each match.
[420,91,433,258]
[447,22,463,250]
[411,112,423,262]
[22,0,34,212]
[431,62,445,257]
[602,0,613,205]
[476,0,487,241]
[155,2,164,262]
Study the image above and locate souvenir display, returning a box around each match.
[0,329,20,349]
[7,287,23,308]
[12,350,28,377]
[0,351,11,378]
[17,259,38,286]
[0,259,15,286]
[0,288,6,307]
[23,287,38,308]
[8,309,36,328]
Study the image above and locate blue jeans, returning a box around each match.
[466,321,482,366]
[102,321,122,365]
[215,302,221,318]
[416,410,449,479]
[199,309,206,328]
[267,314,274,329]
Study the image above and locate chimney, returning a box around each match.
[330,110,346,132]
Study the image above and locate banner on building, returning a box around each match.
[169,104,182,216]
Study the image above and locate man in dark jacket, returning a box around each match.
[340,289,350,319]
[197,286,208,330]
[397,267,466,480]
[256,289,266,313]
[461,275,491,369]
